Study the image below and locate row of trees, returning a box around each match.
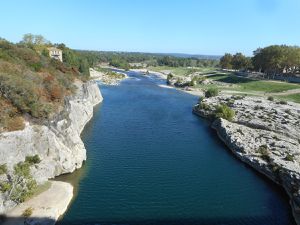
[219,53,252,70]
[74,51,219,70]
[220,45,300,76]
[252,45,300,75]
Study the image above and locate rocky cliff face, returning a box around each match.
[0,80,103,213]
[193,95,300,224]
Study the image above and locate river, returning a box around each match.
[58,71,295,225]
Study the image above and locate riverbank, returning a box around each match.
[193,94,300,225]
[0,80,103,223]
[153,68,300,224]
[130,68,168,79]
[2,181,73,225]
[90,68,128,85]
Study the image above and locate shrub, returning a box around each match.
[233,95,245,100]
[6,116,25,131]
[268,96,274,101]
[25,155,41,165]
[278,100,287,105]
[226,99,235,107]
[10,162,37,203]
[257,145,271,162]
[205,88,219,98]
[285,109,291,115]
[198,102,210,111]
[215,104,235,121]
[167,73,174,81]
[0,164,7,175]
[284,154,294,162]
[0,182,11,192]
[22,207,33,217]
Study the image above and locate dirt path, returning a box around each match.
[270,88,300,96]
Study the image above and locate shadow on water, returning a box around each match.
[0,215,294,225]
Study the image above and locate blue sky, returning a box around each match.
[1,0,300,55]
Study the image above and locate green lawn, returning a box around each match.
[208,74,300,93]
[278,94,300,104]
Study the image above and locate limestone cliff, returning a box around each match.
[0,80,103,213]
[193,95,300,224]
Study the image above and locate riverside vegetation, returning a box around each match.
[0,34,100,132]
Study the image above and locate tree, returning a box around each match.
[232,53,250,70]
[251,45,300,75]
[34,35,48,45]
[22,33,34,45]
[220,53,233,69]
[79,58,89,75]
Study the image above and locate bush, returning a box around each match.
[6,116,25,131]
[167,73,174,81]
[205,88,219,98]
[226,99,235,107]
[198,102,210,110]
[267,96,274,101]
[0,181,11,192]
[278,100,287,105]
[22,207,33,217]
[257,145,271,162]
[215,104,235,121]
[25,155,41,165]
[284,154,294,162]
[10,162,37,203]
[0,164,7,175]
[0,38,92,125]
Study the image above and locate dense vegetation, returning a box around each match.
[220,53,252,71]
[0,34,94,131]
[77,50,219,70]
[220,45,300,76]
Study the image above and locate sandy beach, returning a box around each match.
[3,181,73,225]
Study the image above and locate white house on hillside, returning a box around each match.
[47,47,63,62]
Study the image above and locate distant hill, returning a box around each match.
[154,53,221,60]
[76,50,221,60]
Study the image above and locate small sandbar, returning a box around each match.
[3,181,73,225]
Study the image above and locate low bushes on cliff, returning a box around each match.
[0,164,7,175]
[205,88,219,98]
[214,104,235,121]
[0,155,41,203]
[0,37,93,131]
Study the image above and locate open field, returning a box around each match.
[193,73,300,103]
[277,93,300,103]
[208,74,300,93]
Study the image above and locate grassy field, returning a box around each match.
[278,94,300,103]
[207,74,300,93]
[148,66,216,76]
[148,66,300,103]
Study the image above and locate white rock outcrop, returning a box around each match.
[0,80,103,213]
[194,95,300,224]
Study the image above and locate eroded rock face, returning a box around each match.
[0,81,103,213]
[193,95,300,224]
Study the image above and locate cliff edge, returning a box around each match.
[0,80,103,213]
[193,95,300,224]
